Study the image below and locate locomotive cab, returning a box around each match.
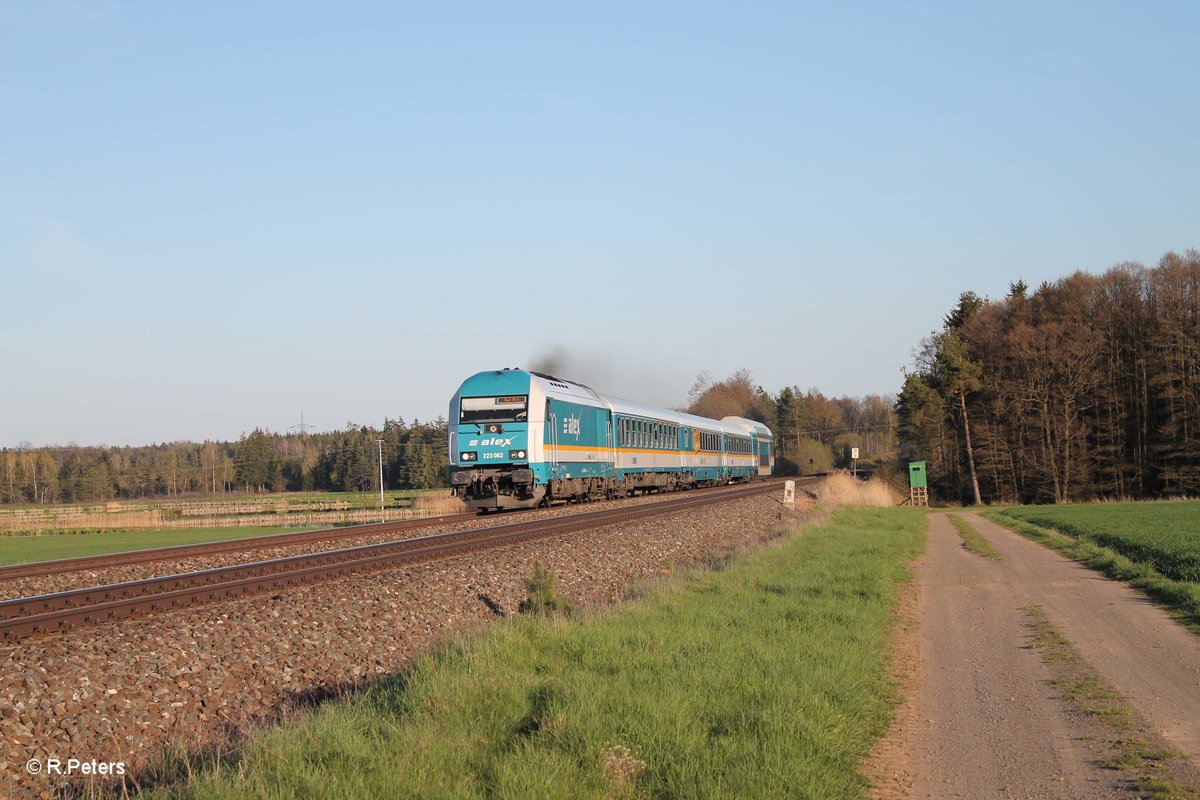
[449,370,545,512]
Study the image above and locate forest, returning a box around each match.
[0,419,449,504]
[897,250,1199,504]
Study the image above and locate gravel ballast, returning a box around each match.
[2,492,799,798]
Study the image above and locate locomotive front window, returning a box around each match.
[460,396,528,424]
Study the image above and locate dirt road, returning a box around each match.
[870,512,1200,799]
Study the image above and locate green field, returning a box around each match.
[0,526,317,566]
[988,501,1200,630]
[141,507,927,799]
[998,502,1200,583]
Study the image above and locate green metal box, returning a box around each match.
[908,461,927,488]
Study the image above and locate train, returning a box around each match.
[448,368,774,513]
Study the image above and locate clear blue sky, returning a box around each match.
[2,1,1196,447]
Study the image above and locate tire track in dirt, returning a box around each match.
[960,512,1200,762]
[869,513,1150,799]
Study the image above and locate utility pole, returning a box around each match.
[377,438,385,523]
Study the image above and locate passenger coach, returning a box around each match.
[449,369,774,513]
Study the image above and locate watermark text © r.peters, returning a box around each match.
[25,758,125,776]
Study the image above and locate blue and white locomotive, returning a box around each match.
[448,369,774,513]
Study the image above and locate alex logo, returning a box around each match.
[561,416,581,437]
[468,437,514,447]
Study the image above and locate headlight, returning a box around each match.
[459,451,477,462]
[509,449,527,460]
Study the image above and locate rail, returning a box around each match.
[1,480,788,643]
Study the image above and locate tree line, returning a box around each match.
[685,370,898,476]
[897,249,1199,504]
[0,418,450,504]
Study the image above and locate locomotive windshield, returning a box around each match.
[460,395,528,424]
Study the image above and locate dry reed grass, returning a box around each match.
[414,492,470,516]
[0,492,471,534]
[815,472,901,509]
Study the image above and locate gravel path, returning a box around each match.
[2,492,796,799]
[870,512,1200,799]
[960,512,1200,761]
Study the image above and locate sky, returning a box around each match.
[2,1,1197,448]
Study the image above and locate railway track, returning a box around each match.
[0,480,791,583]
[1,480,786,643]
[0,512,479,582]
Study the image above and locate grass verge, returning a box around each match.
[132,507,927,800]
[982,511,1200,633]
[946,514,1003,563]
[1023,607,1196,799]
[999,502,1200,582]
[0,526,318,566]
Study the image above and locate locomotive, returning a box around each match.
[448,369,774,513]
